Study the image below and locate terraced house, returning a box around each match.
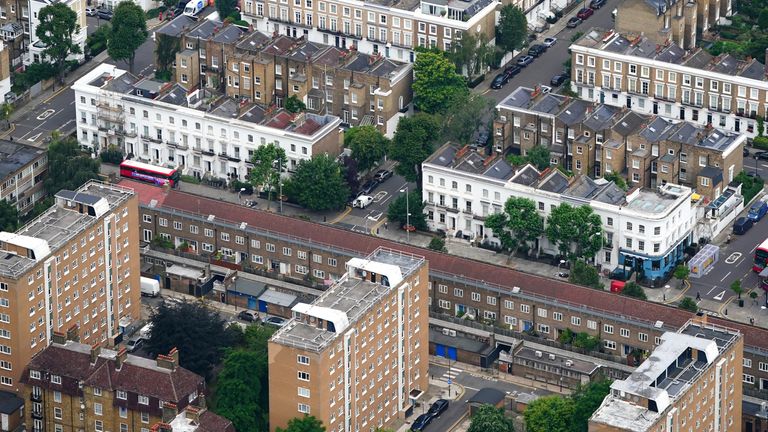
[570,28,768,138]
[493,86,745,200]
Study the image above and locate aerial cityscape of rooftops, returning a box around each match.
[1,0,768,430]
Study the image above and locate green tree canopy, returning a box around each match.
[572,332,600,351]
[44,137,101,196]
[496,5,527,53]
[524,395,576,432]
[0,200,18,232]
[428,237,446,252]
[344,126,388,172]
[108,1,148,73]
[678,297,699,313]
[603,171,627,190]
[248,143,286,207]
[467,404,515,432]
[276,415,326,432]
[285,95,307,113]
[570,380,612,432]
[285,154,350,211]
[86,23,110,57]
[545,203,603,261]
[155,33,180,77]
[620,281,647,300]
[485,197,543,253]
[412,51,468,114]
[389,113,441,183]
[447,32,495,77]
[441,93,493,145]
[525,145,551,171]
[36,3,81,84]
[216,0,239,20]
[144,301,240,379]
[569,260,603,290]
[387,191,427,231]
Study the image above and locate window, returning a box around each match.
[298,403,311,414]
[620,328,630,338]
[604,340,616,350]
[744,374,755,384]
[117,390,127,400]
[30,370,40,379]
[537,308,547,318]
[744,358,752,368]
[51,375,61,384]
[520,304,530,313]
[298,371,310,381]
[94,402,103,415]
[639,333,648,342]
[571,316,581,326]
[54,407,62,419]
[603,324,613,334]
[553,312,563,321]
[138,395,149,405]
[298,387,310,398]
[297,355,310,365]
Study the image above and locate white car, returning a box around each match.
[543,37,557,47]
[85,7,97,16]
[353,195,373,209]
[540,85,552,94]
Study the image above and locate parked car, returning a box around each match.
[517,55,534,67]
[140,277,160,297]
[264,316,286,327]
[410,414,433,431]
[85,7,97,16]
[589,0,606,9]
[566,16,582,28]
[352,195,374,209]
[97,9,113,19]
[237,310,258,322]
[733,216,754,235]
[755,151,768,161]
[374,169,393,182]
[125,337,144,353]
[543,37,557,47]
[748,200,768,222]
[527,44,546,57]
[744,147,751,157]
[491,73,510,89]
[504,65,521,77]
[540,85,552,94]
[576,7,594,19]
[427,399,449,418]
[360,179,379,195]
[550,74,567,86]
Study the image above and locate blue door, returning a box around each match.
[435,344,445,357]
[247,297,257,310]
[523,321,533,331]
[447,347,457,361]
[258,300,268,313]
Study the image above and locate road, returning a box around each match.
[9,16,158,146]
[336,172,415,235]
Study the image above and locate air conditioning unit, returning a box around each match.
[565,360,573,367]
[548,354,556,360]
[535,350,542,358]
[442,328,451,336]
[448,330,456,337]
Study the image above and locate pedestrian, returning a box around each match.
[696,292,701,300]
[751,317,755,326]
[384,222,388,230]
[663,293,666,301]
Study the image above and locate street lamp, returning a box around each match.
[400,186,410,242]
[238,187,245,203]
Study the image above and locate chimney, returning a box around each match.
[66,324,80,342]
[185,406,202,424]
[90,344,101,365]
[52,331,66,345]
[162,402,178,423]
[693,310,708,325]
[157,348,179,371]
[115,347,128,371]
[150,423,173,432]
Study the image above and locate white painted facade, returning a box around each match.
[73,64,343,182]
[27,0,87,65]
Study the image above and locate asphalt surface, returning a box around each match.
[337,172,415,234]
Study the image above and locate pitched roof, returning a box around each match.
[121,180,768,353]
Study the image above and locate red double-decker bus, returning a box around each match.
[754,238,768,272]
[119,160,180,187]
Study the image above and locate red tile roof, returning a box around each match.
[198,410,236,432]
[122,180,768,353]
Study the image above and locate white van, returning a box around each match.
[353,195,373,209]
[140,277,160,297]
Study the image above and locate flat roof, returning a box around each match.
[514,346,600,375]
[0,140,45,180]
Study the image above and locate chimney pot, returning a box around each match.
[115,347,128,370]
[162,402,178,423]
[90,344,101,365]
[66,324,80,342]
[52,332,66,345]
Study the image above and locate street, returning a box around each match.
[336,172,414,234]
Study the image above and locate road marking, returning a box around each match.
[762,164,768,169]
[26,132,41,142]
[367,211,383,222]
[706,285,718,295]
[328,206,351,224]
[59,119,75,130]
[379,194,394,205]
[714,290,725,301]
[752,243,760,253]
[463,386,480,391]
[725,253,742,264]
[372,191,387,202]
[36,109,55,121]
[720,271,732,282]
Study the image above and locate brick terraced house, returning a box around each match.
[0,139,48,216]
[122,179,768,405]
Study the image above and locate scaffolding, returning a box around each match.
[96,92,133,155]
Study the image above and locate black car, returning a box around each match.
[550,74,567,86]
[427,399,449,418]
[517,55,534,67]
[97,9,113,19]
[566,16,582,28]
[360,179,379,195]
[237,311,257,322]
[410,413,433,431]
[491,73,509,89]
[527,44,546,57]
[744,147,751,157]
[733,216,754,235]
[755,151,768,161]
[504,65,521,77]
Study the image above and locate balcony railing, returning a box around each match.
[140,135,162,144]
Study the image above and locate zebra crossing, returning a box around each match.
[438,367,463,384]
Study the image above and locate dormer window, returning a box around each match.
[29,370,40,379]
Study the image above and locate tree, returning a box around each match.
[216,0,239,20]
[144,301,239,379]
[603,171,627,190]
[248,143,286,209]
[36,3,80,85]
[412,51,468,114]
[569,260,603,290]
[546,203,603,261]
[44,137,100,196]
[107,1,147,73]
[525,145,551,171]
[0,103,12,130]
[344,126,388,172]
[467,404,515,432]
[276,415,326,432]
[441,93,493,145]
[0,200,18,232]
[496,5,527,53]
[155,33,180,79]
[620,281,647,300]
[572,332,600,351]
[285,95,306,113]
[731,279,744,299]
[487,197,544,254]
[285,154,349,211]
[447,32,495,77]
[388,113,441,183]
[342,157,360,196]
[86,24,110,57]
[678,297,699,313]
[558,328,575,345]
[387,191,427,231]
[428,237,446,252]
[570,380,612,432]
[524,395,576,432]
[673,264,690,288]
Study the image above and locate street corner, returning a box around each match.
[370,217,388,236]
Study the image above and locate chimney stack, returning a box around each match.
[150,423,173,432]
[52,331,66,345]
[162,402,178,423]
[185,406,202,424]
[157,348,180,371]
[115,347,128,371]
[66,324,80,342]
[90,344,101,365]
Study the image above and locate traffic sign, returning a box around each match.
[447,379,451,385]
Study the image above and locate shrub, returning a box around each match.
[678,297,699,313]
[180,175,200,184]
[428,237,447,252]
[99,146,124,164]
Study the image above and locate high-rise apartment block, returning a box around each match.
[268,247,429,432]
[0,180,141,392]
[0,139,48,216]
[590,318,743,432]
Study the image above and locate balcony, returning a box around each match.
[140,135,162,144]
[680,99,703,108]
[167,141,189,150]
[31,409,43,419]
[30,392,42,402]
[201,149,215,156]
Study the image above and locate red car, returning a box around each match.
[577,7,594,19]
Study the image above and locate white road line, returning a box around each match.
[464,386,480,391]
[752,243,760,253]
[706,285,719,295]
[720,271,732,282]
